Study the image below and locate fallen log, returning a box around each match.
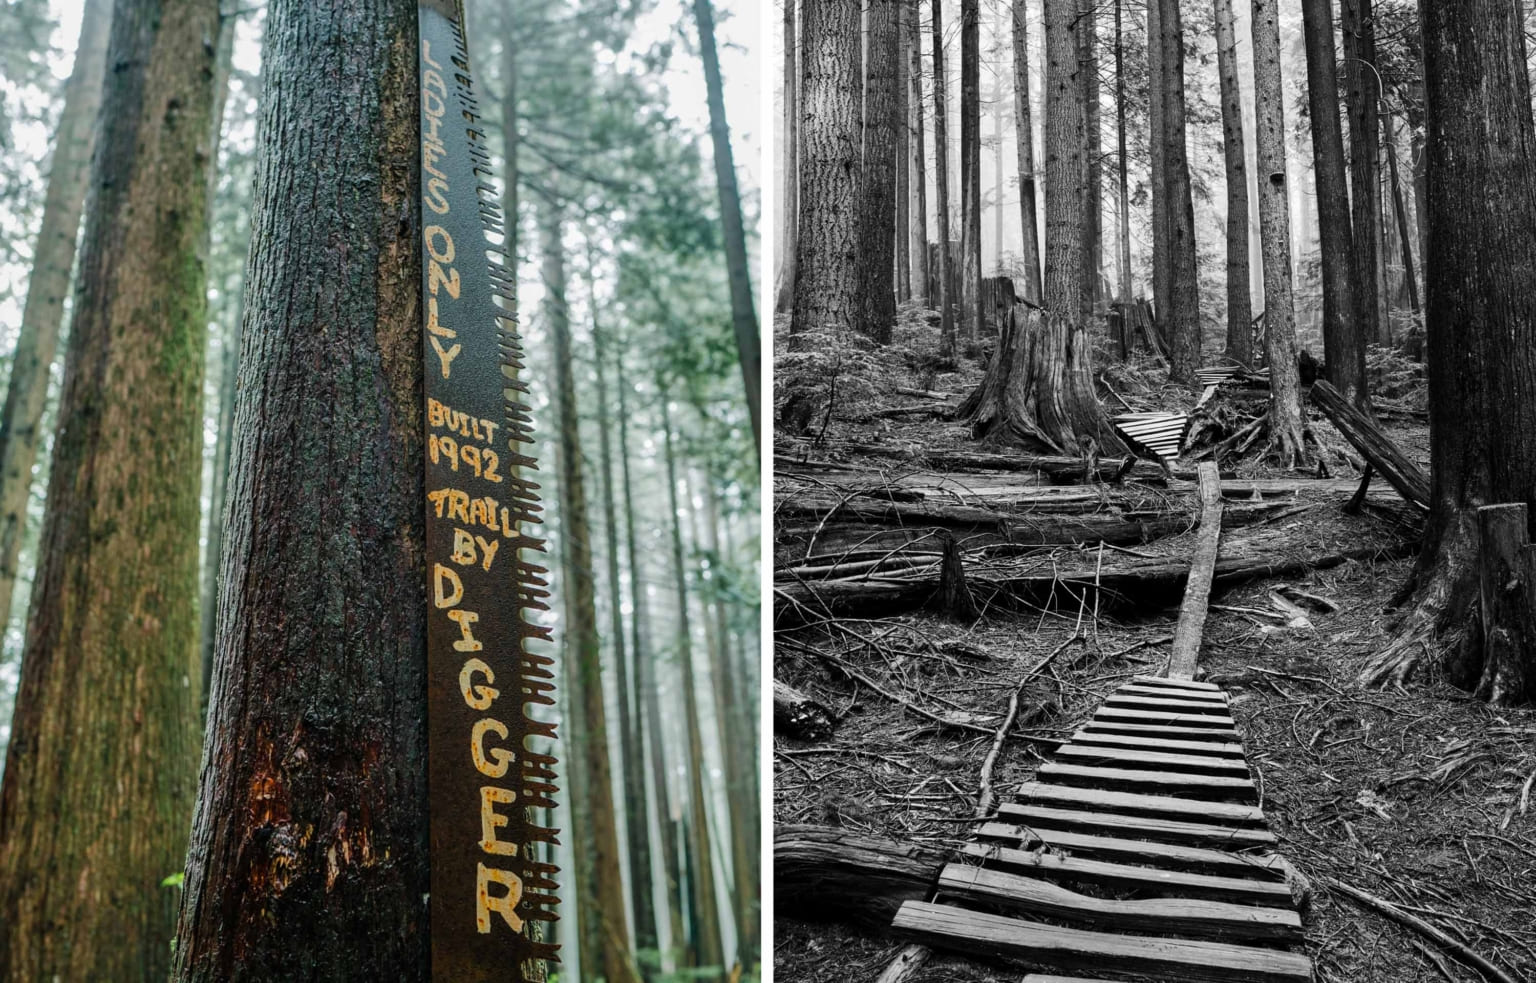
[1309,380,1429,509]
[774,680,835,740]
[778,439,1175,483]
[1169,463,1224,680]
[774,825,944,929]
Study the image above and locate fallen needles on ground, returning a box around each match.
[974,632,1082,818]
[1319,876,1521,983]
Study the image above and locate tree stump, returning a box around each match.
[934,531,980,620]
[774,679,835,740]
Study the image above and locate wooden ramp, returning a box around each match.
[889,675,1314,981]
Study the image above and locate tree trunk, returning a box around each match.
[1012,0,1043,305]
[1213,0,1252,366]
[1080,0,1101,315]
[1309,380,1429,508]
[0,0,109,652]
[1300,0,1365,404]
[170,0,430,975]
[1384,112,1420,316]
[858,0,900,343]
[774,825,944,928]
[0,0,216,978]
[660,399,726,970]
[1341,0,1384,345]
[959,0,982,343]
[776,0,797,314]
[909,2,928,306]
[1159,0,1202,384]
[791,0,862,341]
[1113,0,1132,305]
[895,1,910,303]
[932,0,955,355]
[1147,0,1170,331]
[1251,0,1305,463]
[545,216,638,983]
[1375,0,1536,704]
[1042,0,1085,318]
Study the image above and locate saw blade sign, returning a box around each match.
[418,2,560,979]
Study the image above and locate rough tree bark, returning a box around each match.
[1361,0,1536,705]
[1301,0,1366,404]
[959,0,982,342]
[0,0,216,978]
[1159,0,1202,384]
[791,0,862,341]
[0,0,109,648]
[1385,111,1420,315]
[1042,0,1085,318]
[858,0,900,343]
[895,1,910,302]
[1114,0,1132,304]
[1250,0,1305,463]
[776,0,797,314]
[932,0,955,355]
[1147,0,1170,329]
[1213,0,1253,365]
[1341,0,1384,345]
[1011,0,1041,305]
[909,0,928,306]
[1080,0,1101,314]
[170,0,431,976]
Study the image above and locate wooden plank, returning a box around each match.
[959,843,1293,904]
[1117,683,1228,703]
[1094,706,1238,730]
[1069,731,1248,758]
[936,864,1302,942]
[999,804,1277,848]
[1170,463,1223,682]
[1038,763,1258,802]
[1056,743,1252,776]
[1081,720,1241,741]
[1133,674,1220,691]
[1104,694,1234,715]
[1012,783,1265,824]
[973,824,1287,880]
[892,902,1313,983]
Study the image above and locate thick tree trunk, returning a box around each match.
[0,0,109,649]
[1042,0,1086,318]
[1250,0,1305,463]
[909,3,928,306]
[0,0,216,978]
[858,0,900,343]
[1369,0,1536,704]
[1080,0,1102,315]
[1214,0,1253,366]
[1300,0,1365,404]
[776,0,797,314]
[960,0,982,343]
[1159,0,1202,384]
[1012,0,1043,305]
[895,1,910,302]
[791,0,862,341]
[170,0,430,976]
[1147,0,1170,330]
[932,0,955,354]
[1114,0,1132,305]
[1341,0,1384,345]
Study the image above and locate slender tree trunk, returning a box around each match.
[0,0,109,648]
[171,0,431,975]
[1013,0,1043,304]
[909,0,928,306]
[1385,111,1420,315]
[858,0,900,342]
[0,0,215,977]
[659,397,726,972]
[1147,0,1170,330]
[1080,0,1101,314]
[1043,0,1086,317]
[1214,0,1252,365]
[959,0,982,342]
[776,0,797,314]
[895,1,910,302]
[1114,0,1131,304]
[1160,0,1202,384]
[932,0,955,354]
[791,0,862,340]
[1301,0,1365,403]
[1251,0,1305,463]
[1341,0,1383,345]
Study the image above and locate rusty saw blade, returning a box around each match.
[418,1,560,978]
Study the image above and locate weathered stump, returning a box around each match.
[774,679,835,740]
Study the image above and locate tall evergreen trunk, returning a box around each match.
[1341,0,1384,344]
[0,0,109,647]
[0,0,216,978]
[1366,0,1536,703]
[959,0,982,342]
[1214,0,1253,365]
[692,0,761,447]
[1147,0,1170,329]
[895,1,910,302]
[909,1,929,306]
[790,0,862,341]
[171,0,429,975]
[1301,0,1365,403]
[1251,0,1305,463]
[1079,0,1101,314]
[545,215,638,983]
[1159,0,1201,384]
[1013,0,1043,304]
[1042,0,1085,317]
[659,397,726,973]
[776,0,797,314]
[1385,112,1420,315]
[857,0,900,342]
[1114,0,1131,303]
[932,0,955,354]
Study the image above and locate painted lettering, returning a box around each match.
[476,863,524,933]
[478,786,518,857]
[470,717,513,778]
[459,658,498,710]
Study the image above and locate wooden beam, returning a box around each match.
[958,843,1293,904]
[1036,763,1258,803]
[1170,461,1224,680]
[1068,731,1248,758]
[1092,706,1238,730]
[1055,743,1252,776]
[1009,784,1267,825]
[973,824,1287,880]
[1081,720,1242,741]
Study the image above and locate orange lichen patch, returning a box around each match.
[323,812,379,893]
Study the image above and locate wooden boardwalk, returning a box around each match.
[889,675,1314,982]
